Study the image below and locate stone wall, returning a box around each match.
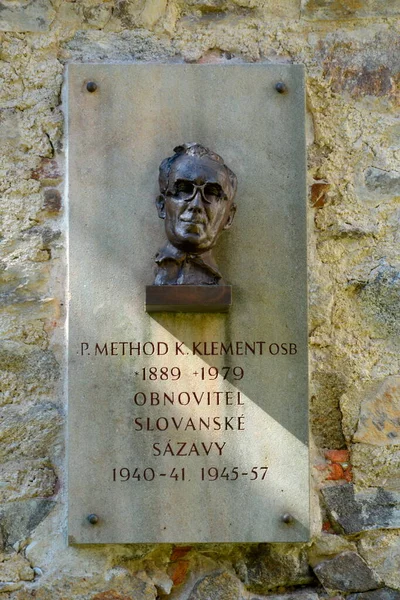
[0,0,399,597]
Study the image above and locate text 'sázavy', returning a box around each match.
[67,64,309,543]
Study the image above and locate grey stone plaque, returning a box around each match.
[67,64,308,543]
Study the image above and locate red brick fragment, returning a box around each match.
[322,520,334,532]
[171,560,189,586]
[311,182,330,208]
[324,449,350,463]
[170,546,192,561]
[326,463,345,481]
[343,467,353,482]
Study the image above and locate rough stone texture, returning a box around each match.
[322,483,400,533]
[359,532,400,591]
[341,378,400,446]
[64,30,176,62]
[251,592,319,600]
[352,377,400,445]
[310,370,347,448]
[245,544,314,592]
[313,551,382,593]
[0,552,34,583]
[349,590,400,600]
[0,404,61,461]
[11,570,158,600]
[165,549,239,599]
[0,499,55,547]
[307,533,357,567]
[364,168,400,197]
[0,0,55,32]
[188,570,244,600]
[302,0,400,20]
[0,460,56,502]
[352,444,400,491]
[0,0,399,596]
[359,265,400,338]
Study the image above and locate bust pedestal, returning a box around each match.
[145,285,232,313]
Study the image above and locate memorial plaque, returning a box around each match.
[67,64,309,543]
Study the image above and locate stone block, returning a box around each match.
[251,592,319,600]
[310,370,347,448]
[141,0,167,27]
[92,593,137,600]
[322,483,400,533]
[0,582,22,592]
[352,444,400,491]
[359,532,400,591]
[56,1,113,29]
[260,0,301,17]
[312,29,399,102]
[340,385,369,443]
[0,552,34,582]
[354,377,400,445]
[81,2,113,28]
[0,109,20,148]
[364,168,400,198]
[64,31,175,62]
[359,265,400,338]
[308,533,357,568]
[0,499,55,546]
[175,0,300,16]
[0,0,55,32]
[349,589,400,600]
[188,571,243,600]
[0,342,59,399]
[246,544,314,593]
[0,403,61,462]
[0,460,56,502]
[12,571,158,600]
[301,0,400,20]
[313,551,381,593]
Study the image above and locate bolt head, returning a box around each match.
[282,513,293,524]
[86,81,98,93]
[87,513,99,525]
[275,82,287,94]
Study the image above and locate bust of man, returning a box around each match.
[154,143,237,286]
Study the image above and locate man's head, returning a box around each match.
[156,143,237,254]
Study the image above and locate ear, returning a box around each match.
[156,194,166,219]
[223,203,236,230]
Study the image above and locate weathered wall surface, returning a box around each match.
[0,0,399,598]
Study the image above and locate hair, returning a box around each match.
[158,143,238,200]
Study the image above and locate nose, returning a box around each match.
[187,189,203,212]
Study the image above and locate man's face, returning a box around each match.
[156,155,236,253]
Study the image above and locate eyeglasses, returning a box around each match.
[167,180,227,204]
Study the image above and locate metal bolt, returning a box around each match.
[275,82,287,94]
[282,513,293,524]
[86,81,98,93]
[87,513,99,525]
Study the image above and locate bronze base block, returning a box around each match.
[145,285,232,313]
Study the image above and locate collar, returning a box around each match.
[155,242,222,279]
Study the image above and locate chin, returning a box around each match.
[171,235,210,254]
[180,239,205,252]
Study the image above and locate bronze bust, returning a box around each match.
[154,143,237,286]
